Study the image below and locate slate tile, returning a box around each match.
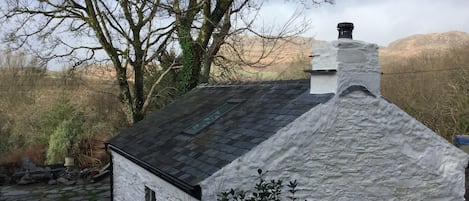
[205,157,219,165]
[167,168,180,175]
[216,137,231,144]
[204,149,218,157]
[250,137,265,144]
[223,153,239,162]
[198,162,214,172]
[179,173,192,181]
[231,148,248,156]
[220,145,237,154]
[190,160,204,169]
[233,141,254,149]
[188,151,199,158]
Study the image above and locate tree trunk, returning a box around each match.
[201,56,212,83]
[176,22,195,93]
[114,63,136,125]
[189,44,203,89]
[133,62,145,122]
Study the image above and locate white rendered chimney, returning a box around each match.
[310,22,381,96]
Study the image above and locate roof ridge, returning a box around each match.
[197,79,309,88]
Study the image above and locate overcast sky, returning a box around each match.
[260,0,469,46]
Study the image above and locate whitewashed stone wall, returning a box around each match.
[201,91,469,200]
[112,152,198,201]
[311,39,381,96]
[336,40,381,96]
[310,41,339,94]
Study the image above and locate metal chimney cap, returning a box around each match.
[337,22,354,39]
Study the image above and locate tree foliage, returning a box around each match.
[1,0,332,124]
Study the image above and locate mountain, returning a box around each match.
[386,31,469,52]
[77,37,325,81]
[380,31,469,65]
[236,31,469,78]
[76,31,469,80]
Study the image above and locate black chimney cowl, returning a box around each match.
[337,22,354,39]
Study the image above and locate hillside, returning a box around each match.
[379,32,469,142]
[75,31,469,80]
[385,31,469,52]
[75,37,325,81]
[380,31,469,67]
[214,31,469,80]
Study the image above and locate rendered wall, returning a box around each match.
[200,91,469,201]
[311,39,381,96]
[310,41,339,94]
[112,152,199,201]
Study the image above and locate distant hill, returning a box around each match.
[230,36,324,80]
[236,31,469,79]
[75,31,469,80]
[77,37,325,81]
[380,31,469,65]
[386,31,469,52]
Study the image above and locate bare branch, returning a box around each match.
[142,64,181,114]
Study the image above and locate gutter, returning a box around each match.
[105,143,202,200]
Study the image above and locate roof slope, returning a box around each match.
[107,79,333,186]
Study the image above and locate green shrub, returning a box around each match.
[218,169,301,201]
[44,93,85,164]
[45,119,83,164]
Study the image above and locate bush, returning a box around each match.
[381,44,469,141]
[43,93,85,164]
[218,169,302,201]
[46,119,83,164]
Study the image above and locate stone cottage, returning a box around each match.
[106,23,469,201]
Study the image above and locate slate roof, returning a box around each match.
[107,79,333,197]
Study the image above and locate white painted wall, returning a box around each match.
[336,40,381,96]
[311,39,381,96]
[310,40,339,94]
[310,74,337,94]
[200,91,469,201]
[312,42,338,70]
[112,152,199,201]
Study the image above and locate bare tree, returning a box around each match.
[2,0,176,124]
[1,0,332,124]
[168,0,333,90]
[0,50,46,157]
[0,50,46,107]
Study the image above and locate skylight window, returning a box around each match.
[183,99,244,135]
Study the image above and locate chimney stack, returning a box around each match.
[337,22,354,39]
[309,23,381,96]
